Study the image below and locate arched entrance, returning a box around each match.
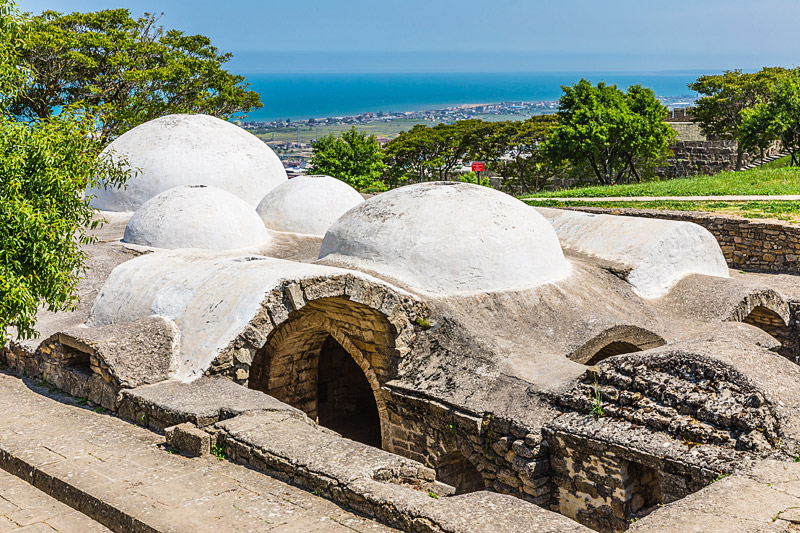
[435,451,485,494]
[317,335,382,447]
[247,297,396,449]
[743,305,795,360]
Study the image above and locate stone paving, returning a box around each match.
[0,469,110,532]
[0,371,396,533]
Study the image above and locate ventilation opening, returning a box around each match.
[622,460,662,520]
[317,335,382,447]
[435,451,484,495]
[586,342,642,365]
[743,306,795,360]
[62,346,92,377]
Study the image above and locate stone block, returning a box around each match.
[165,422,211,456]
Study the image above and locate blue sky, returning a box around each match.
[17,0,800,73]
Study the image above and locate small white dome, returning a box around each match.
[123,185,269,250]
[318,182,569,295]
[256,175,364,236]
[89,114,287,212]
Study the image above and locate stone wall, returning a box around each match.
[385,387,552,506]
[560,206,800,275]
[655,140,782,178]
[546,422,713,532]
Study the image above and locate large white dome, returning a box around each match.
[256,175,364,236]
[318,182,569,295]
[89,114,287,212]
[122,185,269,250]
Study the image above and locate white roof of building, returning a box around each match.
[89,114,287,212]
[122,185,269,250]
[318,182,570,295]
[256,175,364,237]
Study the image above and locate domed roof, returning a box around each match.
[122,185,269,250]
[256,175,364,236]
[89,114,287,212]
[318,182,569,295]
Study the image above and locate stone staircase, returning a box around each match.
[737,151,790,171]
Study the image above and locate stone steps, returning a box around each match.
[0,371,398,533]
[737,151,791,171]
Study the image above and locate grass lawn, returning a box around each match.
[525,167,800,198]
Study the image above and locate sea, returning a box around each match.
[239,71,704,122]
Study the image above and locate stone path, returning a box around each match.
[526,194,800,202]
[0,371,396,532]
[0,469,110,532]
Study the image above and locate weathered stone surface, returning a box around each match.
[0,372,396,533]
[165,422,210,456]
[119,376,304,429]
[630,460,800,532]
[59,316,179,388]
[0,469,110,532]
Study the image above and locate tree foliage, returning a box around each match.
[383,121,481,184]
[383,117,559,191]
[740,70,800,166]
[307,127,386,191]
[465,116,559,193]
[1,1,128,343]
[689,67,787,169]
[544,79,675,185]
[9,8,262,143]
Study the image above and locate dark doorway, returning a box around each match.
[317,335,382,447]
[436,451,485,494]
[587,342,642,365]
[622,460,662,520]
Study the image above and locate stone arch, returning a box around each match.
[205,274,430,451]
[248,302,394,448]
[569,326,666,365]
[728,291,795,361]
[435,450,485,495]
[586,342,643,366]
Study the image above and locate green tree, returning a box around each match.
[741,70,800,166]
[545,79,675,185]
[9,8,262,143]
[384,120,482,184]
[467,116,559,193]
[307,127,386,191]
[1,0,128,342]
[689,67,787,170]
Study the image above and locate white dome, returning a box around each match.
[122,185,269,250]
[318,182,569,295]
[89,114,287,212]
[535,207,730,298]
[256,175,364,236]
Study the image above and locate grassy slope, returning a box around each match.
[525,167,800,198]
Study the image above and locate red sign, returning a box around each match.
[471,161,485,172]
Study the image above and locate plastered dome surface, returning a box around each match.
[89,114,287,211]
[123,185,269,250]
[535,207,730,298]
[256,175,364,236]
[318,182,570,295]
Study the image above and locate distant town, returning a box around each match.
[239,95,696,175]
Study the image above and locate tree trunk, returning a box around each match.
[735,145,743,171]
[629,157,641,182]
